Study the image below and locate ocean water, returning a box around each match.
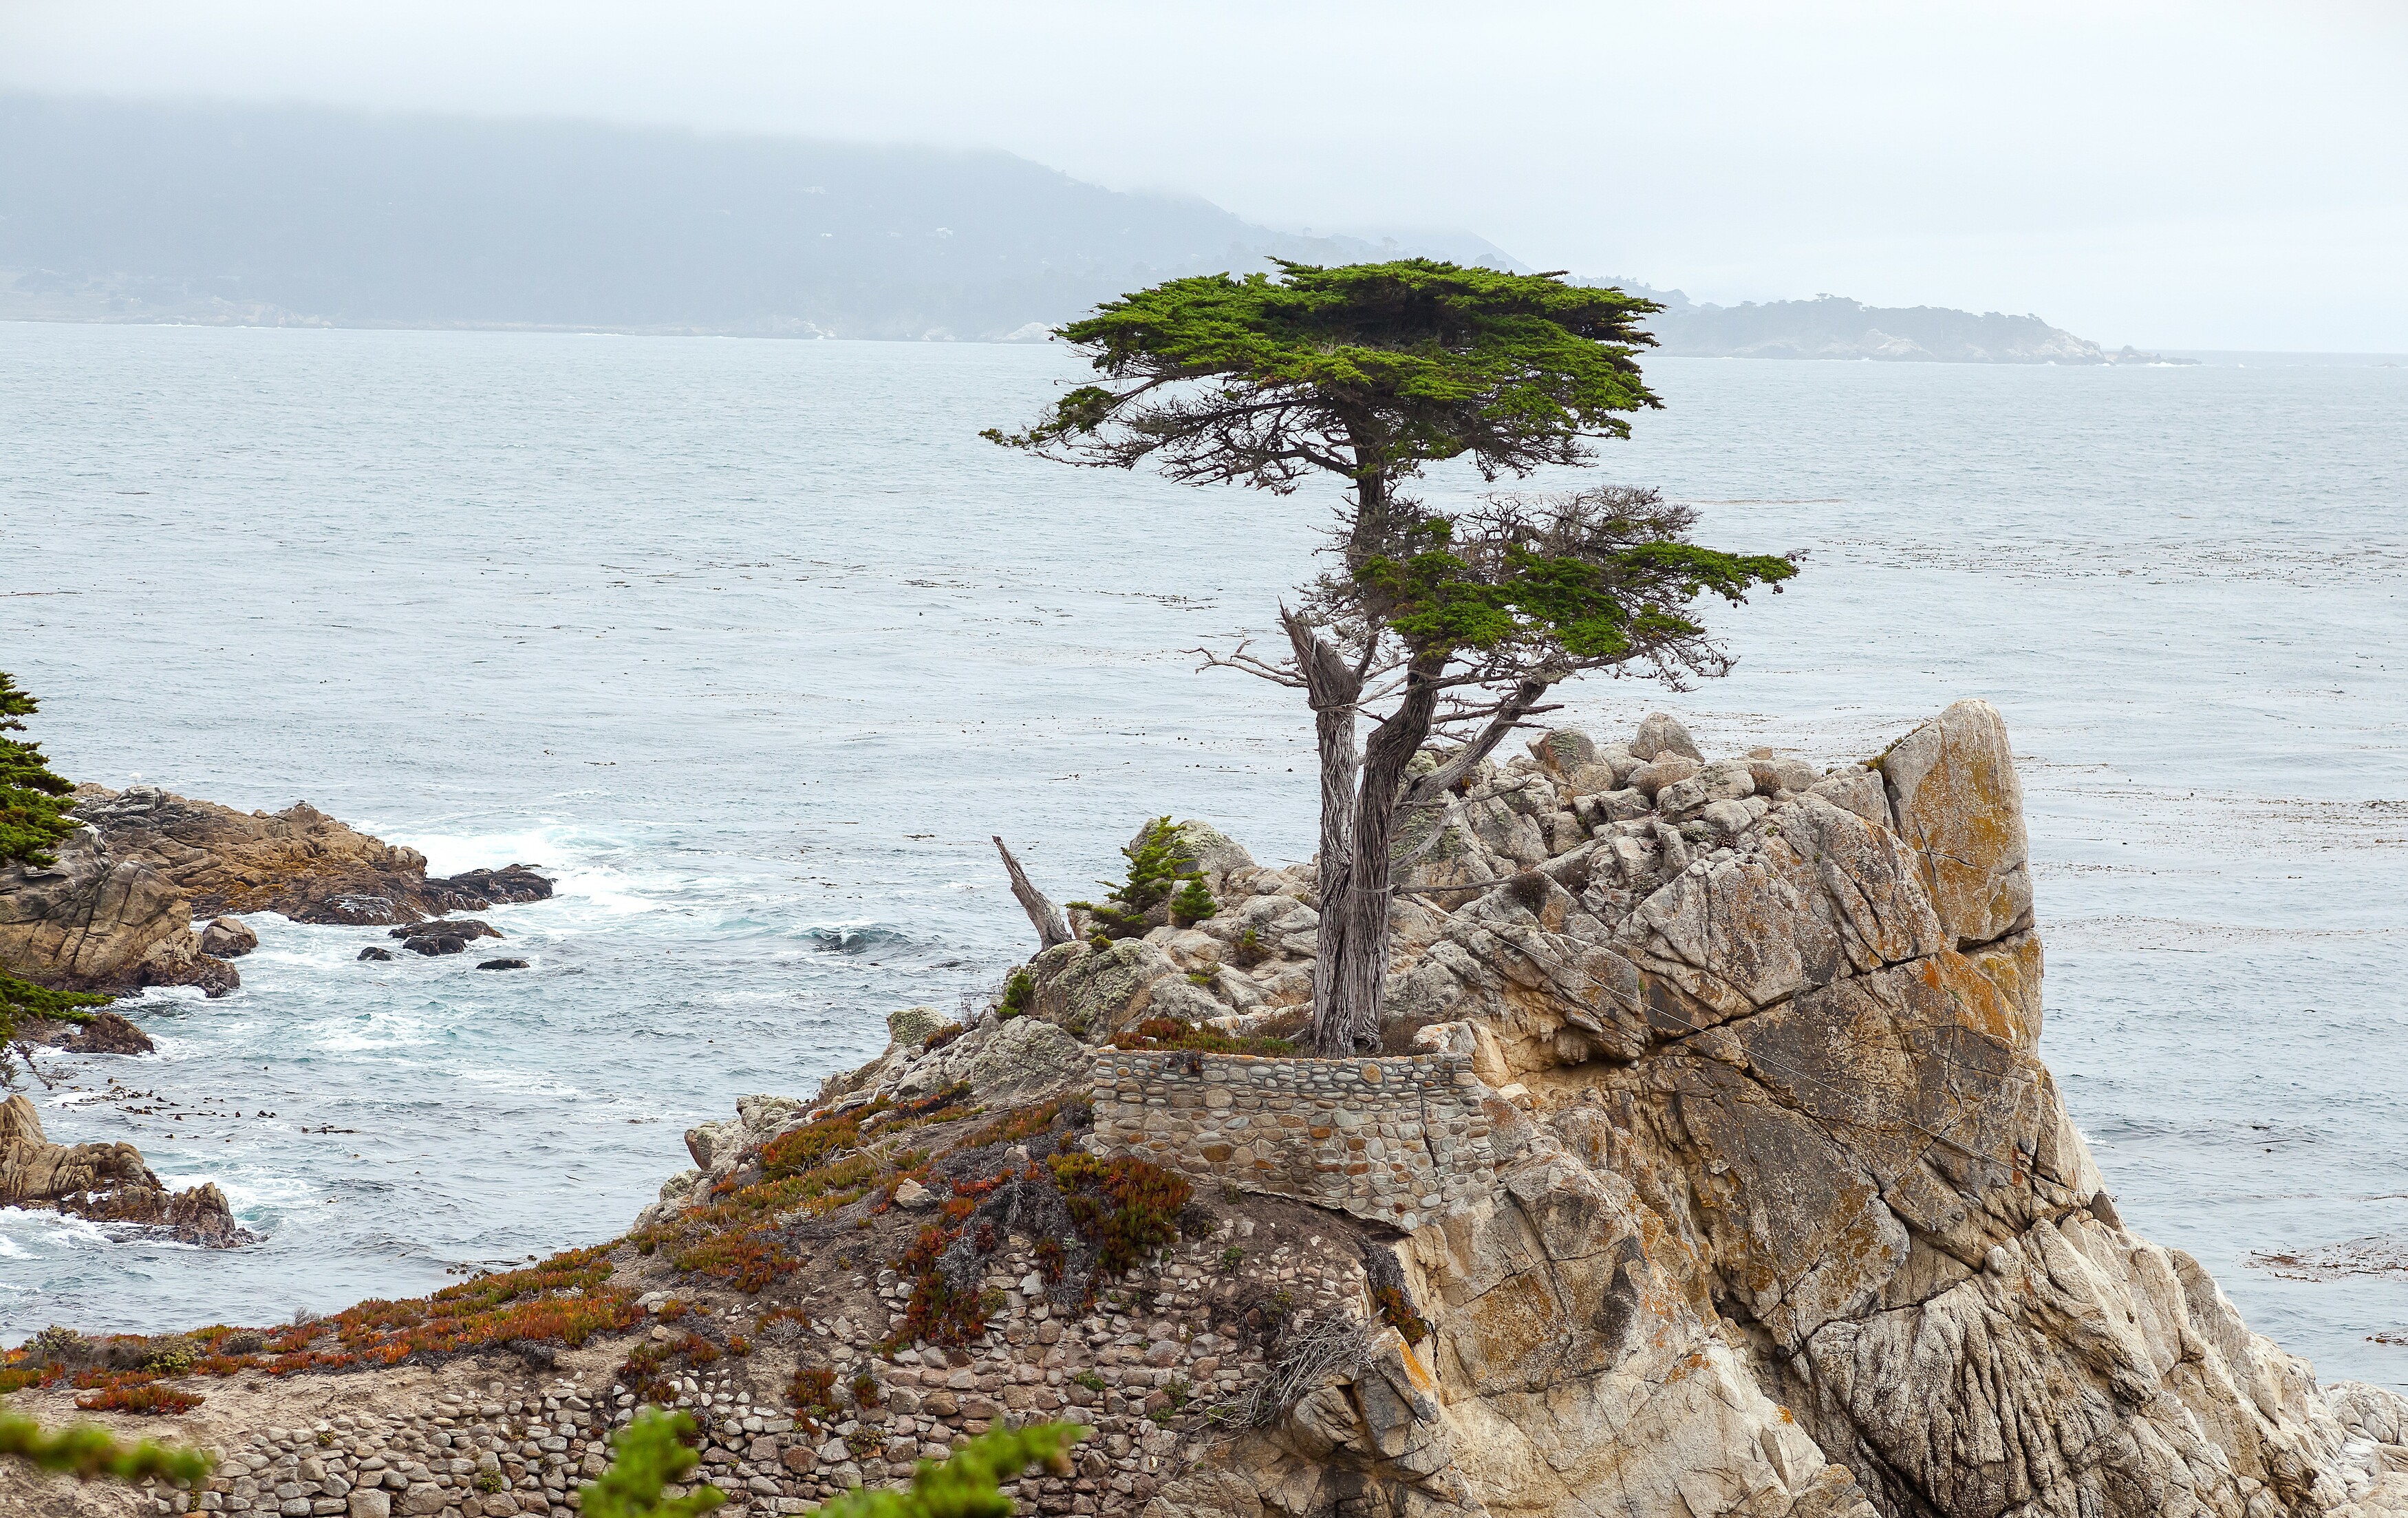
[2,323,2403,1387]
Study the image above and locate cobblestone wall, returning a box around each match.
[1088,1051,1496,1231]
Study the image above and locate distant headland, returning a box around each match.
[3,92,2180,363]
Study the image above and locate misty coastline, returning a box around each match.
[0,93,2257,364]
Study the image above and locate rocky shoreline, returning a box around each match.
[6,701,2408,1518]
[0,1095,250,1248]
[0,786,555,1250]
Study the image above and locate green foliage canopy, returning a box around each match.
[1342,489,1796,685]
[982,259,1661,504]
[1,672,80,870]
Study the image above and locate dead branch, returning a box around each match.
[1218,1310,1376,1430]
[992,835,1073,950]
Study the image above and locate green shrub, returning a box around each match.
[997,969,1033,1020]
[815,1422,1082,1518]
[0,1411,213,1484]
[1169,877,1218,927]
[1048,1153,1194,1276]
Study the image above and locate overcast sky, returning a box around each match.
[6,0,2402,350]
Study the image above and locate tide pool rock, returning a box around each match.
[65,1009,153,1055]
[391,918,499,956]
[0,1093,255,1246]
[68,782,552,925]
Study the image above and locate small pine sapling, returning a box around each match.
[1068,818,1203,943]
[1168,877,1218,927]
[997,969,1033,1020]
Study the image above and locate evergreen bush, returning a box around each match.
[1068,818,1207,943]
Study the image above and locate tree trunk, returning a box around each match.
[1282,609,1362,1056]
[992,836,1072,950]
[1322,652,1444,1054]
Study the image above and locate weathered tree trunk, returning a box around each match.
[1282,609,1364,1056]
[991,835,1072,950]
[1313,667,1556,1055]
[1321,654,1444,1052]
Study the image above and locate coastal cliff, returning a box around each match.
[6,702,2404,1518]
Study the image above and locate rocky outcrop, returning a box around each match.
[0,824,237,996]
[65,1009,155,1055]
[1035,704,2408,1518]
[17,701,2403,1518]
[69,784,553,926]
[0,1093,255,1246]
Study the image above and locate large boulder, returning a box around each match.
[0,824,236,996]
[1629,711,1703,762]
[895,1012,1088,1106]
[198,915,259,957]
[1031,939,1188,1037]
[65,1009,154,1055]
[68,784,552,926]
[1161,820,1257,897]
[1877,698,2032,948]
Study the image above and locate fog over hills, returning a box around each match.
[0,94,1520,341]
[2,94,2151,360]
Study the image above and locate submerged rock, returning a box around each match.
[475,956,529,970]
[357,945,394,961]
[391,918,500,956]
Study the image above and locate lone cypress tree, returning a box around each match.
[989,260,1794,1053]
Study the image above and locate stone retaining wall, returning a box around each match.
[1088,1051,1496,1231]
